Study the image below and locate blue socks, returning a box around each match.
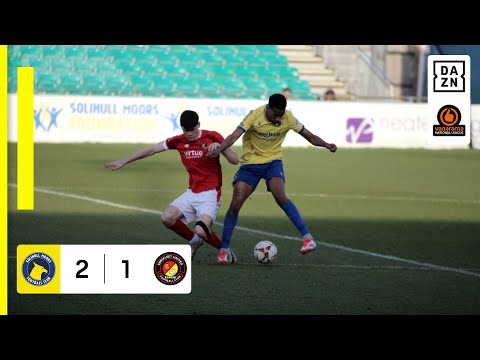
[221,211,239,249]
[221,200,308,249]
[281,199,309,237]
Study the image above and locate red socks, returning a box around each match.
[168,220,194,241]
[205,230,222,249]
[169,220,222,249]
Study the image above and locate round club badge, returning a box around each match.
[153,252,187,285]
[21,252,56,286]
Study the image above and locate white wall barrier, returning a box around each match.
[7,94,479,149]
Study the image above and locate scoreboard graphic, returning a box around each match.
[17,244,191,294]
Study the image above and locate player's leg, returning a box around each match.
[192,188,222,249]
[218,166,259,263]
[266,161,316,254]
[194,214,218,245]
[162,191,202,252]
[161,205,197,241]
[217,181,254,264]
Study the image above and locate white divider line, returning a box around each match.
[8,183,480,279]
[5,254,480,271]
[31,185,480,206]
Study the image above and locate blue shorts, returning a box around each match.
[233,160,285,191]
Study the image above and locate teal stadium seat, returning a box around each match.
[186,65,212,79]
[148,45,171,54]
[36,72,61,91]
[7,45,314,99]
[82,74,105,90]
[174,79,199,97]
[234,67,259,79]
[196,78,220,98]
[178,53,202,67]
[162,64,188,80]
[42,46,65,60]
[104,46,128,62]
[212,45,237,56]
[102,74,131,93]
[60,76,83,95]
[135,53,158,66]
[211,65,236,80]
[241,78,268,97]
[255,67,281,81]
[169,45,192,55]
[20,46,42,57]
[155,53,179,66]
[200,53,224,68]
[130,75,154,91]
[246,56,268,69]
[266,54,289,68]
[191,45,215,55]
[217,78,246,98]
[257,45,279,57]
[94,61,118,74]
[142,63,166,77]
[221,53,247,68]
[72,60,96,74]
[50,59,74,73]
[21,56,51,71]
[151,78,176,97]
[64,46,87,61]
[119,62,144,76]
[236,45,258,56]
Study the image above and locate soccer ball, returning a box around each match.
[254,240,278,264]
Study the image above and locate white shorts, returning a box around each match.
[170,188,221,224]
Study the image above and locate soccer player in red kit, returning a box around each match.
[105,110,240,262]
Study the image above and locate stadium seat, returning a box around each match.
[174,79,199,97]
[236,45,258,56]
[213,45,238,55]
[7,45,313,99]
[82,74,105,89]
[73,60,96,74]
[36,72,61,90]
[64,46,87,61]
[50,59,74,73]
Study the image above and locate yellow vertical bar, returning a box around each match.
[0,45,8,315]
[17,67,34,210]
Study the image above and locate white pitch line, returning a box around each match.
[23,185,480,206]
[8,183,480,279]
[4,255,478,271]
[6,255,480,272]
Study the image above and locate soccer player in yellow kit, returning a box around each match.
[206,93,337,264]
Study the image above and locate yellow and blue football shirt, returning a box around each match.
[238,105,304,165]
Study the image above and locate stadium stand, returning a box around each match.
[277,45,351,101]
[7,45,322,100]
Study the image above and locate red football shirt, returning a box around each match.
[165,130,224,194]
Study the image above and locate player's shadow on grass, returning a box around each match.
[9,213,480,315]
[9,212,480,267]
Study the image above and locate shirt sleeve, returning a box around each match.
[238,110,254,132]
[165,135,180,150]
[288,112,305,133]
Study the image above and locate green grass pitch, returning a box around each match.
[7,143,480,314]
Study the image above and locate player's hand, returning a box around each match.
[326,143,337,153]
[104,160,126,171]
[207,142,221,152]
[206,148,221,159]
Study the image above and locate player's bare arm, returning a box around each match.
[104,141,166,170]
[206,127,244,159]
[300,128,337,152]
[221,148,240,165]
[206,142,240,165]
